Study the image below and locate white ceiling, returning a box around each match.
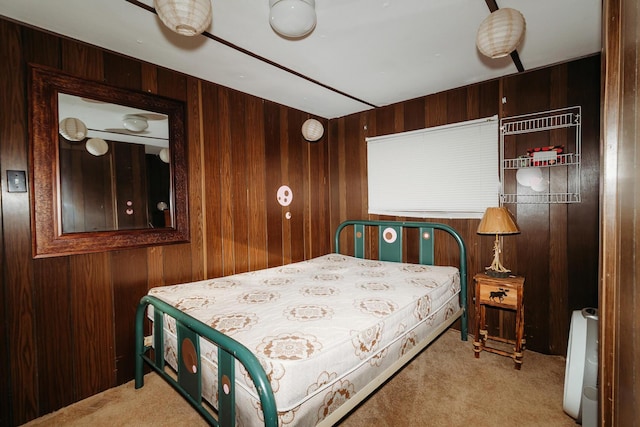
[0,0,602,119]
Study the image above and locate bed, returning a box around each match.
[135,220,468,426]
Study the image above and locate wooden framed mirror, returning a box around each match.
[29,64,189,258]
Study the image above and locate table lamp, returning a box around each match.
[477,207,520,277]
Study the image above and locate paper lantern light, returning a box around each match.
[476,8,526,59]
[301,118,324,142]
[154,0,212,36]
[86,138,109,156]
[159,148,170,163]
[59,117,88,142]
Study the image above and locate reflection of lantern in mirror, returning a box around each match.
[59,117,88,142]
[159,148,170,163]
[85,138,109,156]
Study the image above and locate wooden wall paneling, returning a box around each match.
[616,1,640,421]
[0,202,7,426]
[187,77,206,280]
[0,168,7,426]
[246,96,268,270]
[343,114,365,223]
[69,253,115,400]
[202,83,224,278]
[425,91,448,127]
[60,39,103,79]
[33,258,74,414]
[278,106,293,264]
[147,246,165,288]
[403,98,426,132]
[1,19,38,425]
[402,100,425,263]
[111,248,148,385]
[328,118,343,252]
[157,69,193,284]
[566,57,600,313]
[18,21,68,425]
[103,52,142,89]
[157,67,188,102]
[446,87,467,124]
[305,118,331,258]
[229,91,250,273]
[263,101,284,267]
[21,27,60,68]
[217,87,237,276]
[331,117,348,253]
[600,2,621,423]
[302,118,313,259]
[286,109,306,263]
[162,242,195,285]
[548,64,570,355]
[601,0,640,422]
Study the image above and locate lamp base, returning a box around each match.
[485,269,511,278]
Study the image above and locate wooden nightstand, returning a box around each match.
[473,273,525,369]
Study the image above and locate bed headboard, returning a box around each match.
[334,219,468,338]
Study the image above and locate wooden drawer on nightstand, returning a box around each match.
[478,282,518,309]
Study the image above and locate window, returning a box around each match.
[366,115,499,219]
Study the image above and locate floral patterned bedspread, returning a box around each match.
[149,253,460,424]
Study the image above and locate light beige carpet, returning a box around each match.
[23,330,576,426]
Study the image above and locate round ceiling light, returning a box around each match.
[123,114,149,132]
[301,118,324,142]
[86,138,109,156]
[59,117,88,142]
[476,8,526,59]
[269,0,316,38]
[154,0,213,36]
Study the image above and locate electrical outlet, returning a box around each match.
[7,170,27,193]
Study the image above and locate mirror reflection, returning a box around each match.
[57,94,171,233]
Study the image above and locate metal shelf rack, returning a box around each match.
[500,106,582,204]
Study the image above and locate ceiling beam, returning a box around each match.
[483,0,525,73]
[126,0,378,110]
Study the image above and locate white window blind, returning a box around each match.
[366,115,499,219]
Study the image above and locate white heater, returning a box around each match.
[563,308,598,426]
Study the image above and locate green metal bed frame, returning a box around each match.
[135,220,467,426]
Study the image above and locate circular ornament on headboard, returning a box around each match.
[382,227,398,244]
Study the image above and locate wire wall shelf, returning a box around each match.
[500,106,582,205]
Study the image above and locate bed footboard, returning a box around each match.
[135,295,278,427]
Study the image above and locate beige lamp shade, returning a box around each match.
[59,117,88,142]
[154,0,212,36]
[477,207,519,277]
[85,138,109,156]
[476,8,526,59]
[301,118,324,142]
[477,207,520,235]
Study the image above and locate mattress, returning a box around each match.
[148,253,461,426]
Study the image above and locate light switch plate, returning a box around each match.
[7,170,27,193]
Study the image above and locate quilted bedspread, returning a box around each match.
[148,253,460,425]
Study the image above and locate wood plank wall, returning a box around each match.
[327,55,601,356]
[0,16,600,426]
[600,0,640,424]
